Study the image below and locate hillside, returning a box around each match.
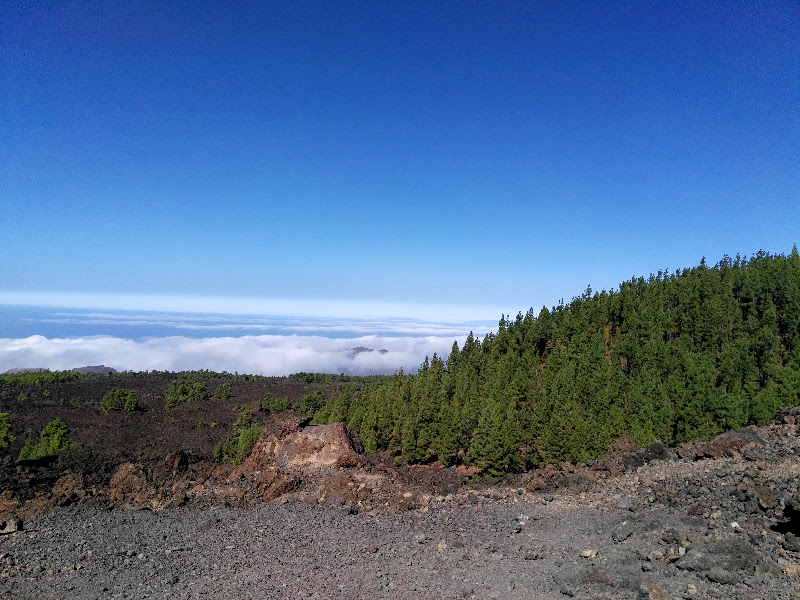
[0,375,798,599]
[0,250,799,598]
[308,250,800,474]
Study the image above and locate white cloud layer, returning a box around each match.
[0,334,467,376]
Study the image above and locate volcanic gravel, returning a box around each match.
[1,482,799,600]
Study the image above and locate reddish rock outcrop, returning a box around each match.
[109,463,150,506]
[236,421,364,476]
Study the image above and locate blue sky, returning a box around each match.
[2,0,798,321]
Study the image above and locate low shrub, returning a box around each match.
[299,391,325,415]
[17,418,78,461]
[164,375,210,411]
[101,389,138,413]
[261,393,291,413]
[213,409,264,466]
[212,382,232,399]
[0,414,14,451]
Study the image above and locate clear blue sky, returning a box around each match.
[1,1,798,320]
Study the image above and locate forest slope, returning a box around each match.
[312,250,800,475]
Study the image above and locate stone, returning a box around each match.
[623,440,672,470]
[235,421,364,477]
[612,520,636,542]
[754,486,776,510]
[580,548,598,558]
[0,514,22,534]
[637,582,670,600]
[706,567,742,585]
[618,496,634,510]
[677,539,760,574]
[782,533,800,552]
[698,429,763,459]
[647,550,664,562]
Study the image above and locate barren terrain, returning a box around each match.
[0,374,799,599]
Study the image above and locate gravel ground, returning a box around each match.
[2,409,800,599]
[1,486,798,600]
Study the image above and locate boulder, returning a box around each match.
[623,441,672,470]
[593,438,640,476]
[676,539,760,574]
[698,428,765,459]
[238,422,364,476]
[612,520,636,542]
[0,514,22,534]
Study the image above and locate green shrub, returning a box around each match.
[261,393,291,413]
[16,393,27,404]
[164,375,210,411]
[101,389,138,413]
[213,409,264,466]
[70,397,83,407]
[123,394,137,411]
[0,414,14,451]
[212,382,232,399]
[299,391,325,415]
[17,419,77,461]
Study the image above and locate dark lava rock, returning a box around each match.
[612,520,636,543]
[0,514,22,534]
[706,567,742,585]
[623,441,672,470]
[676,539,760,574]
[783,533,800,552]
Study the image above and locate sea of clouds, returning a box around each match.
[0,334,466,375]
[0,307,496,376]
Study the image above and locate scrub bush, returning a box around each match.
[213,409,264,466]
[164,375,210,411]
[101,389,138,413]
[261,393,291,413]
[17,419,77,461]
[0,414,14,451]
[212,382,232,399]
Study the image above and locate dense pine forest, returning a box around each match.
[312,250,800,475]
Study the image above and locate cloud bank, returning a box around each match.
[0,334,467,376]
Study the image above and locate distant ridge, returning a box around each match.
[2,365,118,375]
[71,365,117,374]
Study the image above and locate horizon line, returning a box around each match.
[0,291,510,324]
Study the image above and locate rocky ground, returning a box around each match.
[0,375,799,599]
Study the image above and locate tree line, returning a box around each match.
[310,249,800,475]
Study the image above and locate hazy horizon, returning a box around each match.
[0,303,496,376]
